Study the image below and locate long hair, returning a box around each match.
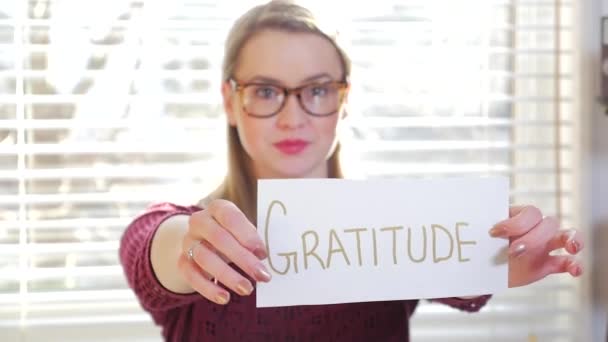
[203,0,351,222]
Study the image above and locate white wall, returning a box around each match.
[582,0,608,341]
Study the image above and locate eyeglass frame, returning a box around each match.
[228,77,350,118]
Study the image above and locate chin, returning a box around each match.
[274,169,312,179]
[272,162,324,179]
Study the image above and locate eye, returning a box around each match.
[254,86,279,99]
[310,85,329,97]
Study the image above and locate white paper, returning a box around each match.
[256,177,509,308]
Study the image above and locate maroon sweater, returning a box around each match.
[119,202,491,341]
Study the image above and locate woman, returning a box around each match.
[119,1,584,341]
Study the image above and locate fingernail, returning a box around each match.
[562,229,581,254]
[489,225,508,238]
[215,292,230,305]
[255,265,272,282]
[569,240,581,254]
[569,262,582,277]
[254,247,268,260]
[236,281,253,296]
[509,243,526,258]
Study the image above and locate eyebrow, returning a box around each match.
[246,72,335,85]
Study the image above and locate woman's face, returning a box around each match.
[223,29,348,179]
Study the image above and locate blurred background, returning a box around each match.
[0,0,605,341]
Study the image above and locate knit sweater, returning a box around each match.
[119,202,492,342]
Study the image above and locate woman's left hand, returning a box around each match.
[490,205,584,288]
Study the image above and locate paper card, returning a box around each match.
[256,177,509,308]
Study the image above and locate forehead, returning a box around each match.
[235,29,344,83]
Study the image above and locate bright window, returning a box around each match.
[0,1,585,341]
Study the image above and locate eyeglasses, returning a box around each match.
[229,78,349,118]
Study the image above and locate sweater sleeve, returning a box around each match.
[119,202,203,312]
[429,295,492,313]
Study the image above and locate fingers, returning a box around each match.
[181,200,272,305]
[207,199,268,259]
[189,210,272,283]
[177,252,230,305]
[191,241,255,297]
[508,205,527,217]
[507,216,559,258]
[542,255,583,278]
[490,205,543,239]
[546,228,584,255]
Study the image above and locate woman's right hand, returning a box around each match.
[178,199,272,305]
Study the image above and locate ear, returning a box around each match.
[221,81,237,126]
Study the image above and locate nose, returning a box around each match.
[275,93,308,130]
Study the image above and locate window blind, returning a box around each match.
[0,0,585,341]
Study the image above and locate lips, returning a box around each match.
[273,139,310,155]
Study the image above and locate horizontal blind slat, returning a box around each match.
[1,265,122,280]
[0,142,573,154]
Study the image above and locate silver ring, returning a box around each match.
[186,241,218,285]
[187,241,199,260]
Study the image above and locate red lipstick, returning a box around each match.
[273,139,310,155]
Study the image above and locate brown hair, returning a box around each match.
[203,0,351,222]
